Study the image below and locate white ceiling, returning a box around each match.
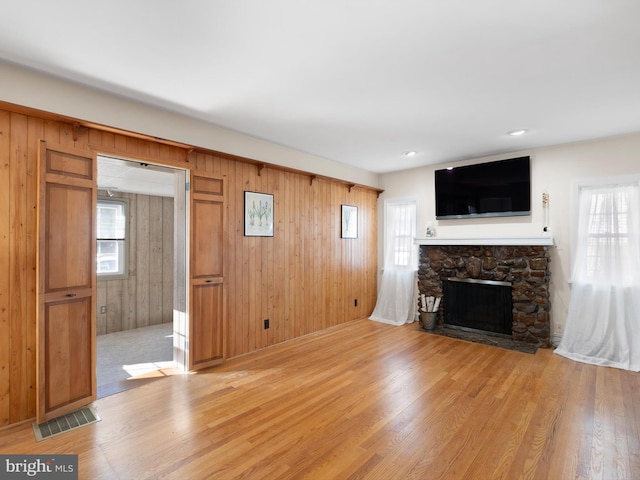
[98,156,176,197]
[2,1,640,174]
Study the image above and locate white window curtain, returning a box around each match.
[555,178,640,371]
[369,200,418,326]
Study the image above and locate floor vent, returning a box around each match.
[33,406,101,442]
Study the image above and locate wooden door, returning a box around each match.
[36,141,96,423]
[189,171,226,370]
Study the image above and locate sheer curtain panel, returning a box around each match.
[370,200,418,326]
[555,178,640,371]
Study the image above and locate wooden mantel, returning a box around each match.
[414,236,554,246]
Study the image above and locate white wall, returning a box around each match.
[379,132,640,341]
[0,61,380,188]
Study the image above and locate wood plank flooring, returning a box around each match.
[1,318,638,479]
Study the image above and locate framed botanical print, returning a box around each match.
[341,204,358,239]
[244,191,274,237]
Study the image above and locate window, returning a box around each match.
[572,178,640,285]
[97,198,128,278]
[584,188,630,277]
[385,200,417,270]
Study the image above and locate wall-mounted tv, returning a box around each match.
[435,156,531,220]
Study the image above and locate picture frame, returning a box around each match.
[244,191,274,237]
[341,204,358,239]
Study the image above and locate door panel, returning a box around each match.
[191,281,224,367]
[37,141,96,423]
[44,183,93,291]
[44,298,93,412]
[192,199,224,279]
[189,171,226,370]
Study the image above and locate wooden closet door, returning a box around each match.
[189,171,226,370]
[36,141,96,423]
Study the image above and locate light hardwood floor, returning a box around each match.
[1,318,638,479]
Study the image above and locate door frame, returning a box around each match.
[95,154,192,374]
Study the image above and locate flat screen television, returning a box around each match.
[435,156,531,220]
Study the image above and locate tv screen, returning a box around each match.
[435,156,531,220]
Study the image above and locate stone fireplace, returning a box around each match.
[415,237,553,347]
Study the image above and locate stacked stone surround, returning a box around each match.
[417,244,551,347]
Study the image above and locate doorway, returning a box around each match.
[96,155,187,398]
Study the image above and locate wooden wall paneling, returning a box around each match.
[260,168,277,347]
[247,164,259,352]
[329,183,338,329]
[270,168,279,346]
[125,137,141,156]
[123,192,138,332]
[43,120,60,145]
[286,172,297,337]
[240,161,251,356]
[226,158,240,357]
[0,104,380,427]
[62,122,75,147]
[0,110,11,426]
[303,177,313,336]
[136,137,151,158]
[26,117,43,418]
[113,132,127,154]
[105,280,124,333]
[333,183,342,327]
[252,170,263,351]
[96,284,107,335]
[271,171,283,345]
[275,171,285,344]
[136,194,150,328]
[319,180,329,333]
[311,178,321,334]
[295,173,306,337]
[148,195,164,325]
[162,196,174,324]
[343,192,352,320]
[10,113,29,424]
[304,176,313,331]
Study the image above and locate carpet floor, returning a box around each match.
[97,322,174,398]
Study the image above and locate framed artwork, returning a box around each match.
[341,205,358,239]
[244,191,274,237]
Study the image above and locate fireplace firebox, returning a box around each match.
[443,278,513,336]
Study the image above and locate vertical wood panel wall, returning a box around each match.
[0,105,379,427]
[96,191,174,335]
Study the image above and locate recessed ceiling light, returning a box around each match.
[508,129,527,136]
[403,151,417,157]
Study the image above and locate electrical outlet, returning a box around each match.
[354,299,358,307]
[264,319,269,329]
[99,306,107,314]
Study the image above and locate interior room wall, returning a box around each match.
[379,132,640,341]
[96,191,174,335]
